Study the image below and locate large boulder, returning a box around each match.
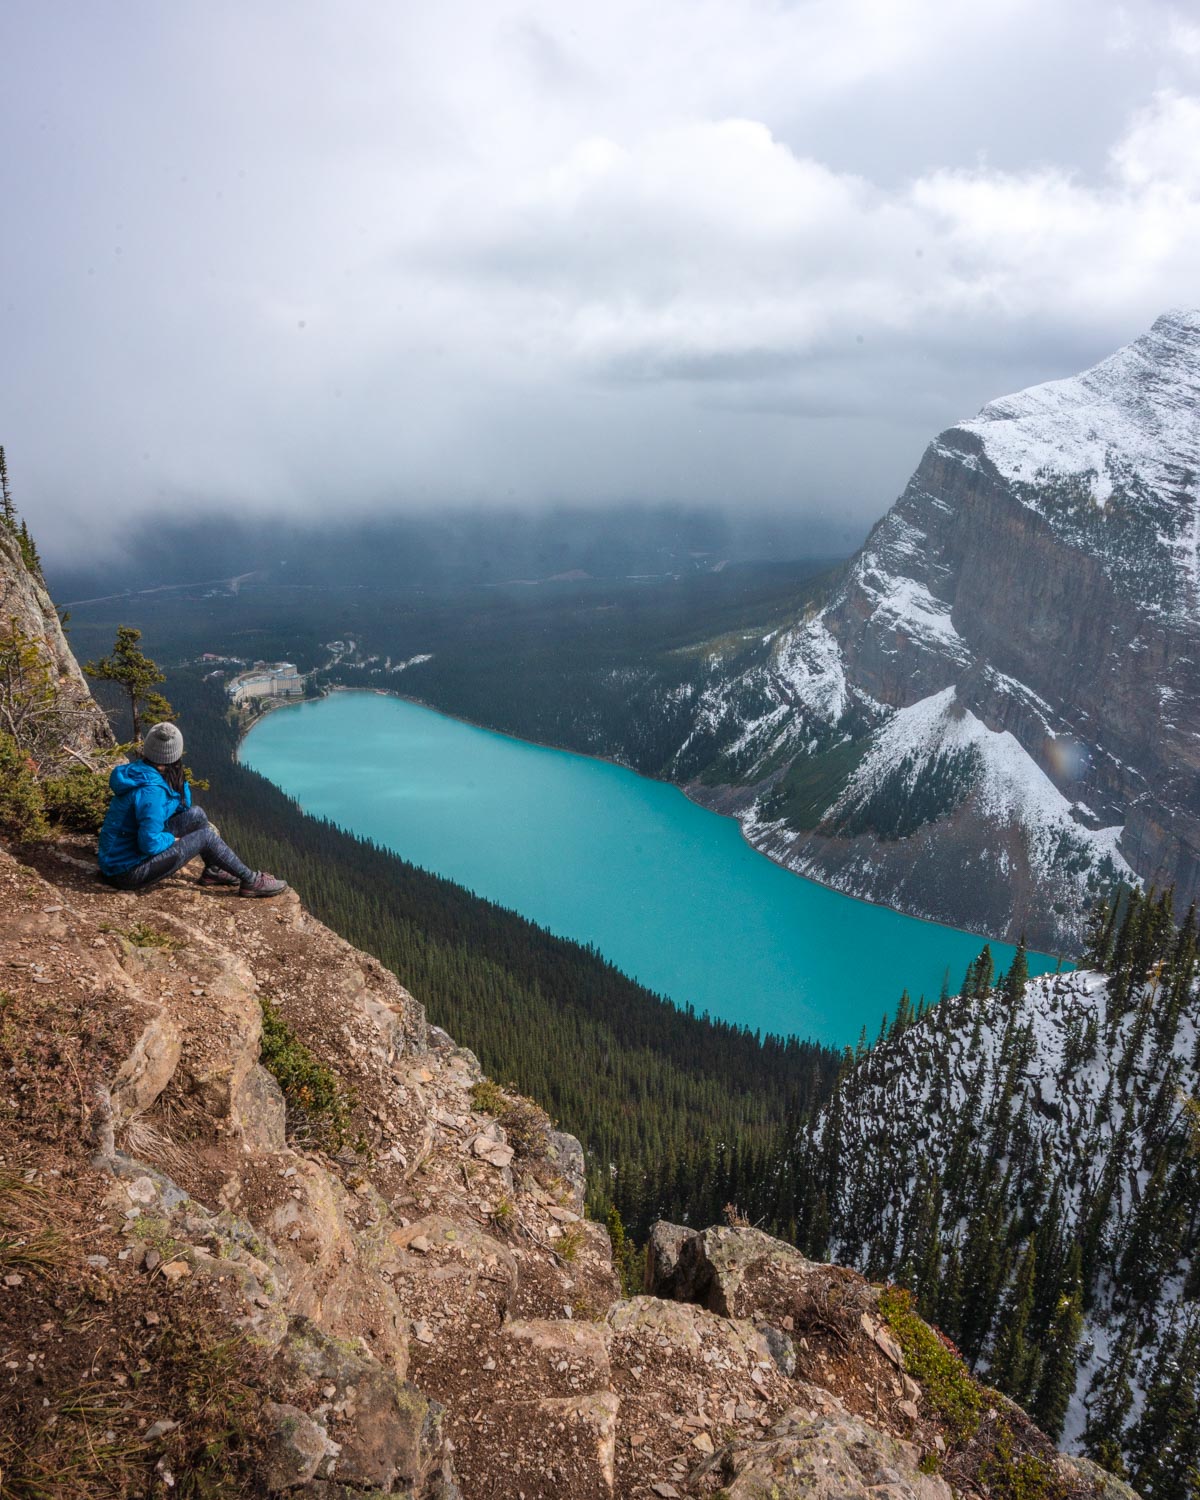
[643,1220,697,1296]
[274,1318,450,1494]
[1060,1457,1143,1500]
[647,1222,823,1318]
[698,1404,954,1499]
[542,1128,587,1214]
[260,1401,339,1491]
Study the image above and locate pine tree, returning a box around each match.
[1083,1328,1135,1477]
[973,944,995,997]
[888,990,914,1042]
[84,625,173,741]
[1002,936,1029,1005]
[937,1239,965,1345]
[0,445,13,529]
[1108,888,1142,1016]
[606,1205,643,1296]
[0,451,43,576]
[806,1189,830,1260]
[1031,1244,1084,1441]
[1119,1157,1169,1306]
[17,517,42,577]
[959,1190,1006,1363]
[991,1239,1038,1402]
[960,944,995,999]
[1083,894,1119,970]
[1127,1314,1200,1500]
[1031,1184,1068,1334]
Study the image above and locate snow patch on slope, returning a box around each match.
[961,310,1200,501]
[835,687,1133,887]
[670,615,867,778]
[772,618,851,724]
[863,575,967,659]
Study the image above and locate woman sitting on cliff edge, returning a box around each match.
[97,721,287,897]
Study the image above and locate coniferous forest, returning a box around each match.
[773,888,1200,1495]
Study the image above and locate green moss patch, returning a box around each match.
[979,1428,1068,1500]
[259,997,356,1150]
[879,1286,982,1441]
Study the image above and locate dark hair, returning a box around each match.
[156,758,186,794]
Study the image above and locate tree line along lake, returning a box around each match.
[241,690,1061,1048]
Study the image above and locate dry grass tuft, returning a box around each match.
[120,1115,190,1179]
[0,1168,68,1274]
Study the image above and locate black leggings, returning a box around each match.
[105,805,255,890]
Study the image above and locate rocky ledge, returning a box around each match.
[0,839,1135,1497]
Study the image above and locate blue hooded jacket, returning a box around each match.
[97,761,191,876]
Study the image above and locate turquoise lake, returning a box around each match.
[241,691,1061,1048]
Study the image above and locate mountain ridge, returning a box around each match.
[668,311,1200,950]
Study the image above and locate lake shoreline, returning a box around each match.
[239,690,1062,1045]
[270,684,1053,961]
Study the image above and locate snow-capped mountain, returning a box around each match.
[673,311,1200,952]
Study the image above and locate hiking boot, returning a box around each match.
[239,871,289,898]
[198,866,240,888]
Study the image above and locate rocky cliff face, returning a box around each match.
[0,525,113,761]
[0,841,1135,1498]
[671,311,1200,952]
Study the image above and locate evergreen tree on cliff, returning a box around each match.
[84,626,172,741]
[990,1239,1039,1403]
[960,943,995,999]
[1002,937,1029,1005]
[0,445,13,529]
[0,447,43,578]
[1030,1244,1084,1441]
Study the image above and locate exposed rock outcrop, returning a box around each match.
[0,526,113,760]
[0,841,1131,1497]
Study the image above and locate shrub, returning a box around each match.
[0,729,49,841]
[979,1427,1068,1500]
[469,1079,550,1157]
[259,997,356,1150]
[558,1223,586,1262]
[879,1285,983,1441]
[100,922,185,952]
[42,765,111,833]
[0,618,117,840]
[470,1079,508,1117]
[0,619,62,760]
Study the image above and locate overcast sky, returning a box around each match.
[3,0,1200,562]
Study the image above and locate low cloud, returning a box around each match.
[1,1,1198,560]
[428,93,1200,382]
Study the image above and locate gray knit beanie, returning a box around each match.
[141,721,184,765]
